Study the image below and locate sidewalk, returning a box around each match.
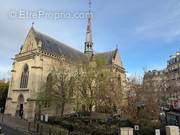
[0,113,33,134]
[0,114,73,135]
[0,114,69,135]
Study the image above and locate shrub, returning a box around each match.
[139,126,154,135]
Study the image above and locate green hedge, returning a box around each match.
[48,114,166,135]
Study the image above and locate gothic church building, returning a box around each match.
[5,14,126,119]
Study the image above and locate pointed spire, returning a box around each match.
[84,0,93,55]
[86,15,92,43]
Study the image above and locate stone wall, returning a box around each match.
[166,126,180,135]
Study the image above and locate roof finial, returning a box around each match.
[116,44,118,49]
[32,22,34,27]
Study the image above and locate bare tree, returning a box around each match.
[38,62,75,117]
[73,57,123,113]
[38,57,124,116]
[124,76,160,124]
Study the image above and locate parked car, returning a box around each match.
[0,126,4,135]
[165,111,180,127]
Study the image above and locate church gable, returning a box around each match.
[113,49,123,67]
[20,27,38,54]
[94,51,114,65]
[93,49,123,67]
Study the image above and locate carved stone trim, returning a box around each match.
[11,70,16,72]
[113,64,125,73]
[31,66,43,69]
[11,101,17,103]
[12,89,29,91]
[27,98,37,101]
[7,97,12,100]
[15,55,34,62]
[15,50,39,62]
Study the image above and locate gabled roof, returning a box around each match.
[24,27,123,67]
[32,27,86,62]
[94,49,118,65]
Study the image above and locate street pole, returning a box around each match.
[1,113,4,124]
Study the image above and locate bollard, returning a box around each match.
[34,121,36,129]
[1,114,4,123]
[40,125,43,135]
[36,123,39,133]
[28,122,30,131]
[49,127,51,135]
[59,130,61,135]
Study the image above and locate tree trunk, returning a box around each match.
[60,102,65,117]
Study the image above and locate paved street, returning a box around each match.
[0,124,26,135]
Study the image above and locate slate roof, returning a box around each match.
[30,27,118,65]
[94,49,117,65]
[32,28,86,62]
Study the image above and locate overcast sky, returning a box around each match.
[0,0,180,79]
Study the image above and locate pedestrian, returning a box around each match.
[20,110,23,119]
[1,107,3,113]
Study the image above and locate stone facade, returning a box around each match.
[143,70,167,92]
[5,29,64,119]
[167,52,180,88]
[143,52,180,98]
[5,15,126,119]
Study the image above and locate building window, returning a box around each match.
[43,73,53,108]
[20,64,29,88]
[46,73,53,88]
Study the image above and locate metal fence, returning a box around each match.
[28,122,69,135]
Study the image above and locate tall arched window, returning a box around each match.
[46,73,53,90]
[20,64,29,88]
[44,73,53,108]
